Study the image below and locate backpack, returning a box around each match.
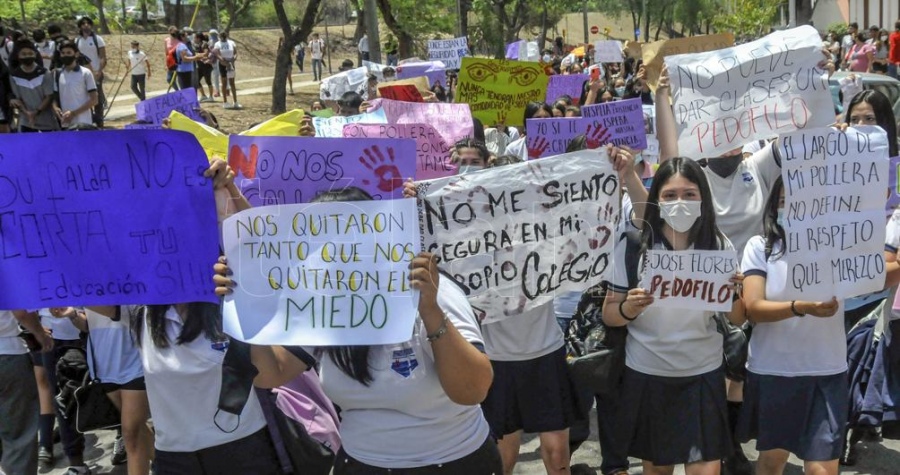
[166,44,180,71]
[218,340,340,475]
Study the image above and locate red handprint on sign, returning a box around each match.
[229,144,259,178]
[527,137,550,159]
[359,145,404,193]
[585,122,612,149]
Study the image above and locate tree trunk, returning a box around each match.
[140,0,149,28]
[18,0,25,24]
[95,0,112,34]
[538,2,548,53]
[460,0,470,40]
[175,0,184,29]
[272,0,323,114]
[350,0,365,41]
[121,0,128,32]
[795,0,813,26]
[375,0,413,58]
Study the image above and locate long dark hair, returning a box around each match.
[314,187,377,386]
[763,176,786,260]
[844,90,899,157]
[522,101,552,125]
[132,303,225,348]
[640,157,726,255]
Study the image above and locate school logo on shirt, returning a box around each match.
[210,339,229,352]
[390,347,419,378]
[742,171,754,183]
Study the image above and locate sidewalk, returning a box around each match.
[104,72,317,121]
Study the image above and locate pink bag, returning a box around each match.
[273,370,342,453]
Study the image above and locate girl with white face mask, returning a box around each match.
[601,156,746,475]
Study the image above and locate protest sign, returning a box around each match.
[397,61,445,83]
[594,40,624,63]
[311,109,334,118]
[640,250,737,312]
[624,40,643,59]
[642,33,734,91]
[135,88,202,124]
[320,67,367,100]
[505,40,539,62]
[546,74,588,104]
[888,156,900,213]
[0,130,219,308]
[428,37,468,69]
[378,84,424,102]
[456,57,550,127]
[312,109,387,138]
[222,199,421,345]
[124,123,162,130]
[382,76,431,95]
[363,60,389,80]
[581,98,649,150]
[525,118,584,158]
[369,98,474,146]
[417,150,620,322]
[779,126,889,301]
[665,26,833,158]
[343,123,454,180]
[228,135,416,206]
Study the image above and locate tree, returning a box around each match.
[271,0,323,113]
[712,0,780,39]
[18,0,25,24]
[221,0,263,33]
[375,0,455,58]
[94,0,111,34]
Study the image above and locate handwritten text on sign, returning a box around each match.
[0,130,220,308]
[640,250,737,312]
[417,150,620,323]
[228,135,417,206]
[222,200,420,346]
[455,57,550,127]
[666,26,833,158]
[135,88,203,125]
[641,33,734,92]
[428,37,468,70]
[582,98,649,150]
[312,109,387,138]
[369,98,474,146]
[526,118,583,158]
[780,126,889,300]
[343,123,455,180]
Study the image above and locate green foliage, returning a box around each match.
[388,0,456,40]
[0,0,96,27]
[712,0,780,39]
[826,22,848,38]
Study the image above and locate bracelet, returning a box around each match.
[619,300,638,321]
[426,317,450,342]
[790,300,804,317]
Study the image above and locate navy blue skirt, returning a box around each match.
[738,371,848,461]
[613,365,732,466]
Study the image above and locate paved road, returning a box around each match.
[45,406,900,475]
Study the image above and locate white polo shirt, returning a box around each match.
[39,309,81,341]
[140,306,265,452]
[55,66,97,126]
[482,303,564,361]
[0,310,27,355]
[318,276,491,468]
[75,33,105,73]
[741,236,847,376]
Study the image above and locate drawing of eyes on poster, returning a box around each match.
[455,57,550,127]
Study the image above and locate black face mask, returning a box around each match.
[703,153,743,178]
[19,57,36,66]
[60,56,76,66]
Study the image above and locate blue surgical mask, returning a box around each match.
[776,209,785,228]
[458,165,483,175]
[615,87,626,96]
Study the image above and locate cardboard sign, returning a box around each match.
[641,250,738,312]
[416,149,620,322]
[642,33,735,91]
[0,130,219,308]
[665,26,833,158]
[546,74,588,104]
[455,57,550,127]
[594,40,624,63]
[222,200,421,345]
[135,88,202,124]
[428,37,468,69]
[228,135,417,206]
[343,123,455,180]
[779,126,889,301]
[378,84,424,102]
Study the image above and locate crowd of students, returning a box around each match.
[1,17,900,475]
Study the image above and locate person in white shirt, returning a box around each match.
[128,40,151,101]
[358,33,369,61]
[211,31,240,109]
[294,40,306,73]
[74,17,106,127]
[33,29,55,69]
[602,157,745,475]
[309,33,326,81]
[0,309,52,475]
[53,40,98,129]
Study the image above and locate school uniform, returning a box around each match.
[0,310,39,475]
[85,307,144,391]
[607,236,735,466]
[739,236,848,461]
[140,307,279,475]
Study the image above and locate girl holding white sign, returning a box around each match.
[740,176,848,475]
[601,156,745,475]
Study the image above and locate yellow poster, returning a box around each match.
[455,57,550,127]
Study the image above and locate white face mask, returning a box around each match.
[458,164,483,175]
[659,199,702,233]
[881,36,888,42]
[776,208,785,228]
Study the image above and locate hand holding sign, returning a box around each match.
[794,297,840,317]
[622,288,654,320]
[409,253,441,314]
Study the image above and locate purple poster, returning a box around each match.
[228,136,417,206]
[546,75,588,105]
[343,123,456,180]
[0,130,220,308]
[525,118,584,159]
[505,41,520,60]
[369,99,474,147]
[889,156,900,212]
[135,88,203,125]
[581,98,649,150]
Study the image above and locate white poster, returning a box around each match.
[640,250,738,312]
[223,200,421,346]
[428,36,469,70]
[417,150,620,323]
[779,126,889,301]
[312,109,387,137]
[594,40,624,64]
[319,66,368,101]
[665,25,834,158]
